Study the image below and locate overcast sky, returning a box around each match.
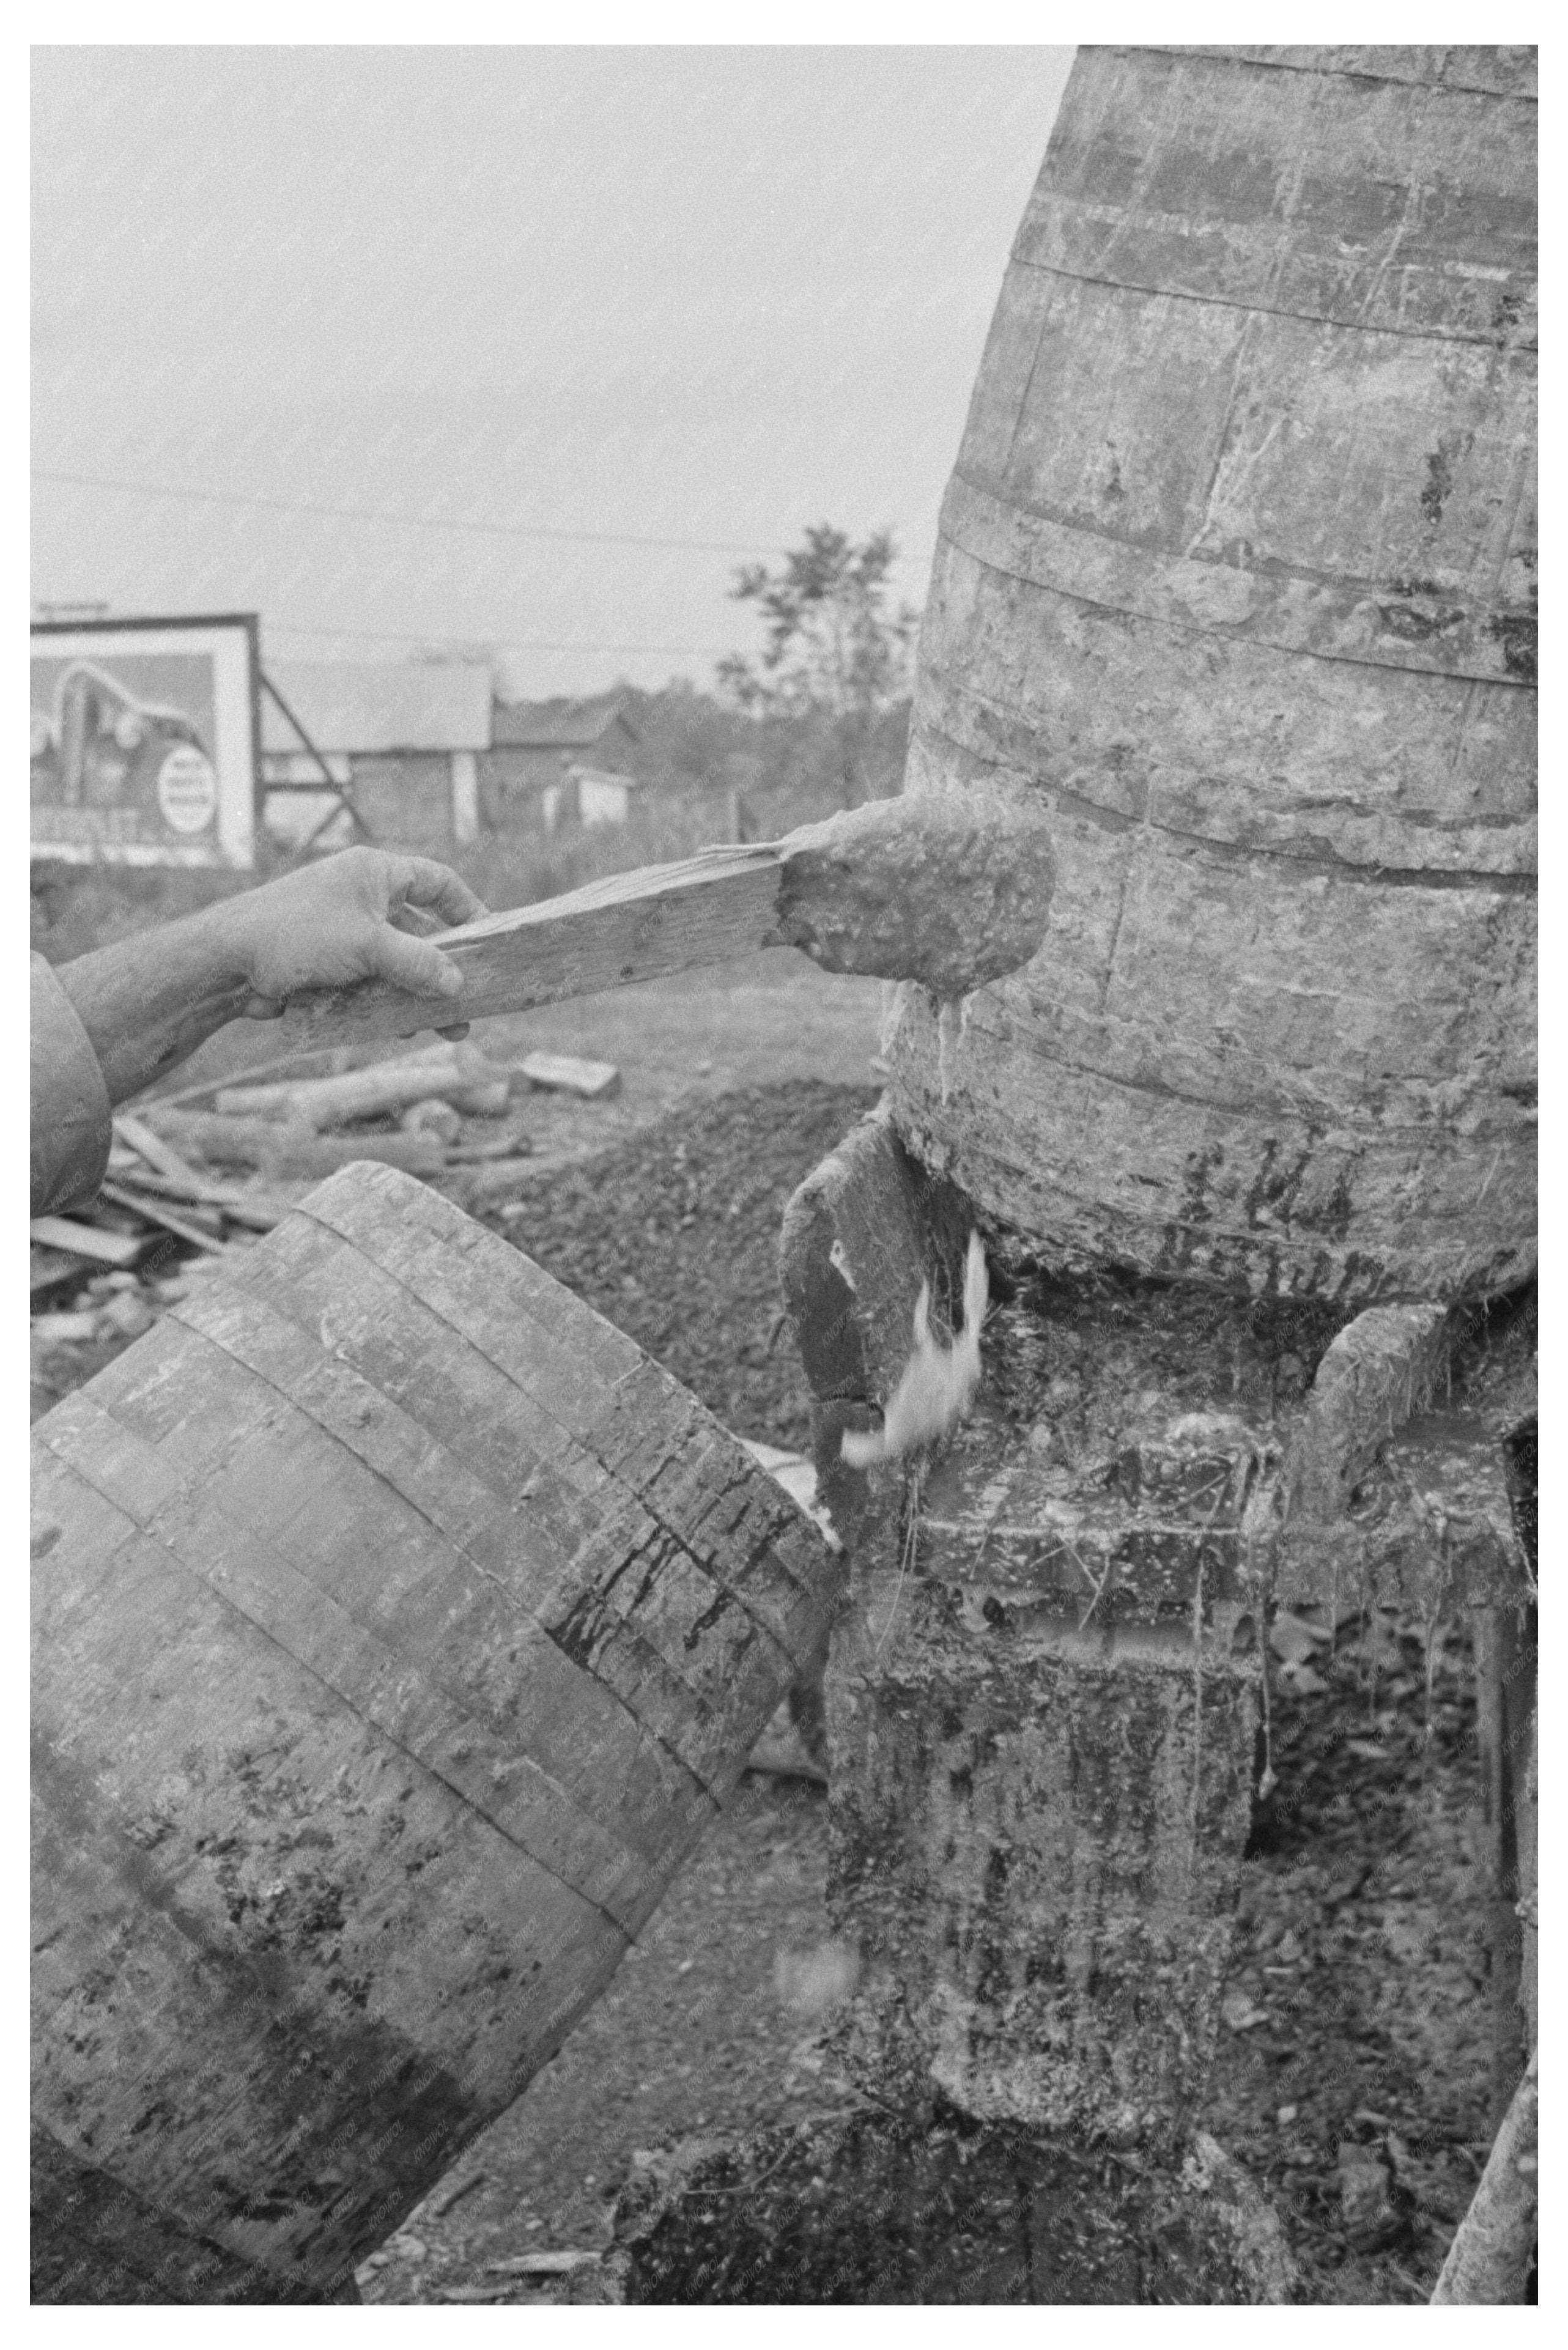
[32,44,1074,699]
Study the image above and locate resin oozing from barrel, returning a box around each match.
[778,794,1056,1000]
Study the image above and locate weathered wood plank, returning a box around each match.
[112,1110,210,1192]
[28,1215,145,1268]
[519,1051,621,1101]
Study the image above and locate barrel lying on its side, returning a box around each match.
[32,1162,841,2304]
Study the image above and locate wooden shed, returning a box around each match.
[481,693,640,830]
[261,663,492,854]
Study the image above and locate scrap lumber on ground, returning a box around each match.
[111,1112,210,1193]
[34,1032,622,1367]
[213,1047,514,1128]
[519,1051,621,1101]
[31,1247,91,1295]
[147,1111,449,1179]
[109,1172,284,1235]
[29,1217,147,1269]
[98,1178,227,1255]
[110,1116,289,1231]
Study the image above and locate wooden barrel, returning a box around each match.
[885,42,1537,1304]
[32,1162,840,2304]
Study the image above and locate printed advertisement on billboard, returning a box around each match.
[30,613,260,868]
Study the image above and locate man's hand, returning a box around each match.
[54,848,489,1103]
[228,849,488,1020]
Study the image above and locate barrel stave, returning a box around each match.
[1025,48,1536,341]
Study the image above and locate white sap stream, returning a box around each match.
[841,1231,988,1469]
[934,995,972,1106]
[878,983,973,1108]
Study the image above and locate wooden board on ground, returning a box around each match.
[97,1179,227,1257]
[109,1173,285,1235]
[112,1112,210,1194]
[32,1246,96,1293]
[520,1052,621,1101]
[28,1217,146,1269]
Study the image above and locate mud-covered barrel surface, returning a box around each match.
[886,42,1537,1303]
[31,1163,840,2305]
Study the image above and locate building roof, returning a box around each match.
[490,691,640,750]
[262,661,492,755]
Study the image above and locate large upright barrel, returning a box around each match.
[885,43,1537,1302]
[32,1163,839,2303]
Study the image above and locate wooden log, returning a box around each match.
[399,1098,463,1144]
[443,1130,530,1164]
[449,1157,538,1209]
[214,1050,511,1129]
[150,1113,448,1181]
[31,1162,843,2304]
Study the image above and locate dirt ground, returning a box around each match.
[31,959,1514,2304]
[355,1593,1499,2307]
[356,1078,1507,2308]
[363,1629,1503,2306]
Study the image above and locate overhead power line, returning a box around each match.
[262,617,734,656]
[32,468,781,558]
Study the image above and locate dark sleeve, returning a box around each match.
[31,952,113,1218]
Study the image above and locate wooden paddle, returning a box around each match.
[276,794,1056,1053]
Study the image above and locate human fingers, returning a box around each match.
[390,854,488,928]
[366,922,467,999]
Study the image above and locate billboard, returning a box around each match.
[30,613,260,868]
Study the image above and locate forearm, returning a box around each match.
[54,902,255,1104]
[48,849,484,1109]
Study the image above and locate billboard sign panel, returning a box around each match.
[30,613,260,868]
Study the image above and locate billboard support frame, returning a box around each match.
[257,670,375,851]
